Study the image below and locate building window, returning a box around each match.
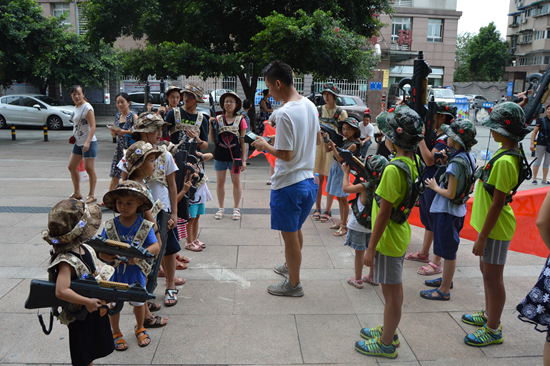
[391,17,412,42]
[536,4,550,15]
[427,19,443,42]
[535,30,547,40]
[526,8,535,17]
[53,3,70,25]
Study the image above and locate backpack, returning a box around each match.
[317,105,343,126]
[440,153,478,205]
[473,144,533,204]
[351,182,374,228]
[375,156,425,225]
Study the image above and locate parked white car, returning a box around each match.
[0,94,74,130]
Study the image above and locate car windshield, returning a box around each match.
[433,89,455,99]
[33,95,66,106]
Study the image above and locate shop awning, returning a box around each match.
[507,10,525,15]
[381,50,418,63]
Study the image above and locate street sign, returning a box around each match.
[507,81,514,97]
[482,102,494,108]
[369,81,382,91]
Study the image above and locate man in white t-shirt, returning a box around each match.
[359,108,374,158]
[253,61,322,297]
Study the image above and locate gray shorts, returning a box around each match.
[481,238,511,265]
[373,251,405,285]
[344,228,371,251]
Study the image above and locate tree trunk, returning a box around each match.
[238,71,259,133]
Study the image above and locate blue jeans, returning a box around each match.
[360,140,372,157]
[72,141,98,159]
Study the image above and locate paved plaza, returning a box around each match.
[0,121,547,365]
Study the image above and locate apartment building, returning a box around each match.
[506,0,550,93]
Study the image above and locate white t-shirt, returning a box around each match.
[117,152,178,212]
[347,198,370,233]
[271,97,320,190]
[359,122,374,140]
[71,103,97,146]
[190,183,212,205]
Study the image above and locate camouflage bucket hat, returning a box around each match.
[436,102,457,118]
[165,85,182,97]
[220,91,242,113]
[480,102,532,142]
[103,180,154,213]
[385,105,424,151]
[182,83,205,103]
[131,112,170,140]
[338,117,360,131]
[364,154,389,185]
[321,83,340,97]
[376,111,391,136]
[42,199,102,253]
[123,141,163,177]
[441,118,478,151]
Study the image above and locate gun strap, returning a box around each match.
[37,309,54,335]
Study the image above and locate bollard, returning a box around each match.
[532,141,536,157]
[11,125,15,141]
[43,125,48,142]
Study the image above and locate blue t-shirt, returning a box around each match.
[430,151,475,217]
[102,216,157,286]
[424,136,448,180]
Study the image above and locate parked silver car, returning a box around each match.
[127,92,213,117]
[0,94,74,130]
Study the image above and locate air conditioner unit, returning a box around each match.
[522,18,528,24]
[518,0,524,6]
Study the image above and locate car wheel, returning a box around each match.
[0,114,6,129]
[47,115,63,130]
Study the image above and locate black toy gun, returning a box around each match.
[25,277,155,334]
[337,147,368,183]
[320,123,344,147]
[524,63,550,126]
[210,93,219,144]
[86,235,154,265]
[143,81,151,114]
[307,80,316,103]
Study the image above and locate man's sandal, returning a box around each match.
[417,262,442,276]
[113,332,128,351]
[134,327,151,347]
[312,209,321,221]
[143,315,168,328]
[232,208,241,220]
[334,225,348,237]
[215,208,224,220]
[405,251,430,263]
[185,241,202,252]
[164,289,179,307]
[362,275,379,286]
[176,254,190,263]
[420,288,450,301]
[69,193,82,200]
[320,211,332,223]
[147,301,161,312]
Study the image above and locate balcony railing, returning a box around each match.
[391,0,413,7]
[509,23,520,28]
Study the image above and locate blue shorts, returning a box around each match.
[433,213,465,260]
[189,203,205,218]
[72,141,98,159]
[419,186,436,231]
[214,159,240,174]
[270,178,317,232]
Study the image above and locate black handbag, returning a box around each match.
[541,118,550,153]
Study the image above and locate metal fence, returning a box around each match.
[313,79,369,102]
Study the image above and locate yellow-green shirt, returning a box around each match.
[471,148,519,241]
[372,155,419,257]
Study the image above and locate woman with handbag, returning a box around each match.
[67,85,98,204]
[530,105,550,184]
[209,91,248,220]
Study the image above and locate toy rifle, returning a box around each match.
[398,51,438,150]
[86,235,154,265]
[210,93,219,144]
[337,148,368,183]
[25,277,155,334]
[143,81,151,114]
[524,63,550,126]
[320,123,344,147]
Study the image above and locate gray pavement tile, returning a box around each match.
[324,244,356,269]
[0,267,24,279]
[169,267,223,281]
[199,211,243,228]
[0,213,31,227]
[340,279,386,314]
[233,280,356,315]
[421,357,543,366]
[184,246,238,269]
[242,182,273,190]
[0,244,50,267]
[236,245,333,269]
[0,278,37,314]
[295,314,377,365]
[198,227,281,246]
[300,228,324,246]
[221,268,283,282]
[9,266,48,279]
[0,227,40,244]
[0,196,62,207]
[151,314,302,365]
[398,312,485,361]
[0,278,23,299]
[13,213,49,228]
[240,214,272,229]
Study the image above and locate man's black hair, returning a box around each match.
[243,99,251,109]
[262,60,293,87]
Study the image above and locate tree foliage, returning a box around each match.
[453,32,473,82]
[0,0,120,93]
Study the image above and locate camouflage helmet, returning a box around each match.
[376,111,391,136]
[321,82,340,96]
[181,83,205,103]
[364,154,389,185]
[123,141,163,177]
[480,102,532,142]
[131,112,170,140]
[42,199,102,253]
[103,180,154,214]
[441,118,478,151]
[436,102,457,119]
[338,117,361,131]
[385,105,424,151]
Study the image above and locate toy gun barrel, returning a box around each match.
[320,123,344,147]
[86,236,155,261]
[524,63,550,126]
[337,147,368,182]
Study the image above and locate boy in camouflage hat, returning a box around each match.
[341,154,388,289]
[462,102,532,347]
[356,105,423,359]
[421,118,477,302]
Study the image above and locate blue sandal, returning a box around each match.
[424,277,453,289]
[420,288,450,301]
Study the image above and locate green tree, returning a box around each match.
[466,22,510,81]
[84,0,392,127]
[453,32,473,82]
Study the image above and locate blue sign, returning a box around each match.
[455,98,468,104]
[445,86,452,89]
[482,102,494,108]
[507,81,514,97]
[369,81,382,91]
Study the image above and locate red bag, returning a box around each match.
[69,136,76,144]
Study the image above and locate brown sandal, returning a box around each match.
[134,327,150,347]
[334,225,348,236]
[113,332,128,351]
[69,193,82,200]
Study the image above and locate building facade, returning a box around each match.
[506,0,550,93]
